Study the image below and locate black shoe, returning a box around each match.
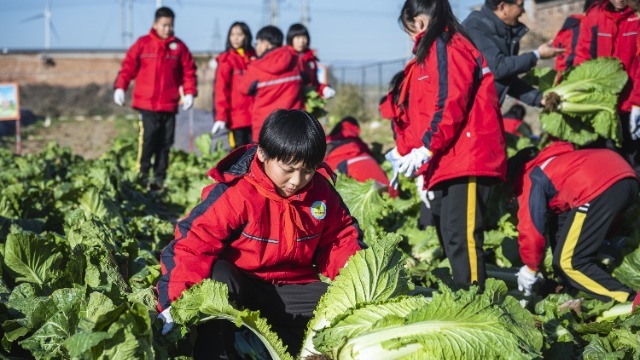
[147,180,164,192]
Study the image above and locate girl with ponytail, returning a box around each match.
[393,0,507,289]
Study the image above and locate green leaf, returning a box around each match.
[335,175,389,237]
[3,231,64,289]
[612,247,640,289]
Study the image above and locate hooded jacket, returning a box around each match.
[114,28,197,113]
[157,145,364,311]
[462,5,542,106]
[214,48,256,129]
[515,141,637,271]
[402,31,506,190]
[574,2,640,111]
[240,47,304,141]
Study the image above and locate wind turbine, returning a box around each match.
[21,0,59,49]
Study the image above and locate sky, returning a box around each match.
[0,0,482,66]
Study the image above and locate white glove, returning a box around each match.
[211,120,227,134]
[398,147,432,177]
[385,147,402,190]
[416,176,430,208]
[516,265,539,296]
[322,86,336,99]
[114,88,125,106]
[158,306,174,335]
[182,94,194,111]
[630,106,640,140]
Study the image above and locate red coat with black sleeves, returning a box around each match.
[404,32,506,190]
[515,141,637,271]
[214,48,256,129]
[240,47,304,141]
[114,29,197,113]
[574,3,640,111]
[157,145,364,311]
[553,14,584,75]
[293,47,328,95]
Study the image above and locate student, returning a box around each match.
[324,116,396,196]
[574,0,640,173]
[286,23,336,99]
[502,103,535,138]
[396,0,506,288]
[240,26,304,142]
[156,109,364,358]
[211,22,256,148]
[551,0,598,77]
[510,142,639,307]
[113,6,197,190]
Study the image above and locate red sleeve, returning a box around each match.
[238,64,258,96]
[180,42,198,96]
[573,11,596,66]
[422,40,478,154]
[516,169,548,271]
[114,39,142,90]
[214,54,233,123]
[315,189,364,280]
[157,183,243,311]
[629,45,640,106]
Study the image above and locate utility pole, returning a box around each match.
[156,0,162,8]
[301,0,310,26]
[44,0,51,49]
[121,0,126,48]
[129,0,134,46]
[270,0,279,27]
[213,18,222,51]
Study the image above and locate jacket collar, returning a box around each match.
[149,28,176,44]
[599,1,635,21]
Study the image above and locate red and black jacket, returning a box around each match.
[402,32,506,190]
[214,48,256,129]
[574,2,640,111]
[240,47,304,141]
[114,29,197,113]
[292,47,328,96]
[553,14,584,75]
[515,141,637,271]
[157,145,364,311]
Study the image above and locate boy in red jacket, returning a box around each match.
[240,26,304,142]
[113,7,197,190]
[510,143,639,307]
[156,109,364,358]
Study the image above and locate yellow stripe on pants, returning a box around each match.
[229,130,236,149]
[466,176,478,283]
[560,212,630,302]
[136,119,144,172]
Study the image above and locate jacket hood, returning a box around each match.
[525,141,574,172]
[149,28,176,44]
[253,46,298,74]
[328,118,360,140]
[295,47,319,62]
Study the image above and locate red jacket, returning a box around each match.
[629,36,640,107]
[515,141,637,271]
[325,119,391,188]
[214,48,256,129]
[114,29,197,113]
[380,65,413,156]
[157,145,364,311]
[240,47,304,142]
[503,116,524,137]
[574,3,640,111]
[293,47,328,95]
[403,32,506,189]
[553,14,584,75]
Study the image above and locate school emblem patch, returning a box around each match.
[169,42,178,50]
[310,201,327,220]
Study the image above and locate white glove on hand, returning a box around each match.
[211,120,227,134]
[630,106,640,140]
[113,88,125,106]
[385,147,402,190]
[182,94,194,111]
[516,265,539,296]
[398,147,432,177]
[322,86,336,99]
[158,307,174,335]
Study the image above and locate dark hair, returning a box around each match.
[399,0,470,64]
[329,116,359,136]
[226,22,254,52]
[256,25,284,47]
[258,109,326,168]
[506,146,539,189]
[484,0,518,11]
[504,104,526,120]
[155,6,175,21]
[286,23,311,47]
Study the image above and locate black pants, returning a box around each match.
[619,113,640,177]
[430,176,492,288]
[230,127,253,149]
[192,260,328,359]
[137,110,175,184]
[551,178,637,302]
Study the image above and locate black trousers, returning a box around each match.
[619,113,640,177]
[192,260,328,359]
[430,176,492,288]
[137,110,175,184]
[230,127,253,149]
[551,178,637,302]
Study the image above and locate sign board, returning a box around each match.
[0,83,21,154]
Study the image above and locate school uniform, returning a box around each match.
[516,141,638,302]
[293,47,328,95]
[552,14,585,76]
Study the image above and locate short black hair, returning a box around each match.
[329,116,359,136]
[286,23,310,46]
[155,6,175,21]
[258,109,326,168]
[485,0,518,11]
[506,146,539,189]
[504,104,526,120]
[256,25,284,47]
